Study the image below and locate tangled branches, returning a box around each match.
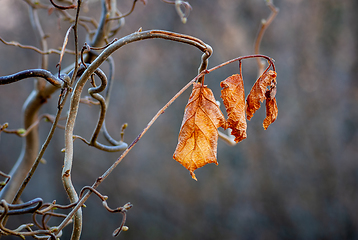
[0,0,278,239]
[0,186,132,239]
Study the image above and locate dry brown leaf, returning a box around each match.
[173,82,226,180]
[263,84,278,129]
[220,74,247,142]
[246,70,277,120]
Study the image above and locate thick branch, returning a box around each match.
[0,83,59,203]
[0,69,63,88]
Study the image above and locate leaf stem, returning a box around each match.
[207,54,275,73]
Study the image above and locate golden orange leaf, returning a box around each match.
[220,74,247,143]
[173,82,226,180]
[246,70,277,121]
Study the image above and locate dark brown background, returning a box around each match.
[1,0,358,239]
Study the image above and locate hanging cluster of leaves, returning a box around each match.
[173,65,278,180]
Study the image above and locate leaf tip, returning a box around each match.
[190,171,198,181]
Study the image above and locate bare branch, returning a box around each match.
[0,69,64,88]
[0,37,75,55]
[0,1,279,238]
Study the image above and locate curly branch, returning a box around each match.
[0,198,43,216]
[162,0,192,23]
[0,186,132,238]
[0,69,64,88]
[102,122,128,148]
[72,67,128,152]
[78,186,132,236]
[0,198,61,239]
[81,49,126,147]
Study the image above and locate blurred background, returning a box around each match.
[1,0,358,239]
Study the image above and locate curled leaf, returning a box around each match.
[246,70,277,121]
[173,83,226,180]
[263,84,278,129]
[220,74,247,142]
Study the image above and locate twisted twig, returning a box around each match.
[72,66,128,152]
[162,0,192,23]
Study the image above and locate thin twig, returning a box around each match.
[57,25,74,78]
[0,37,75,55]
[107,0,139,21]
[207,54,275,73]
[22,0,49,9]
[59,10,98,33]
[29,7,49,71]
[0,172,11,192]
[2,114,65,137]
[254,0,278,75]
[50,0,77,10]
